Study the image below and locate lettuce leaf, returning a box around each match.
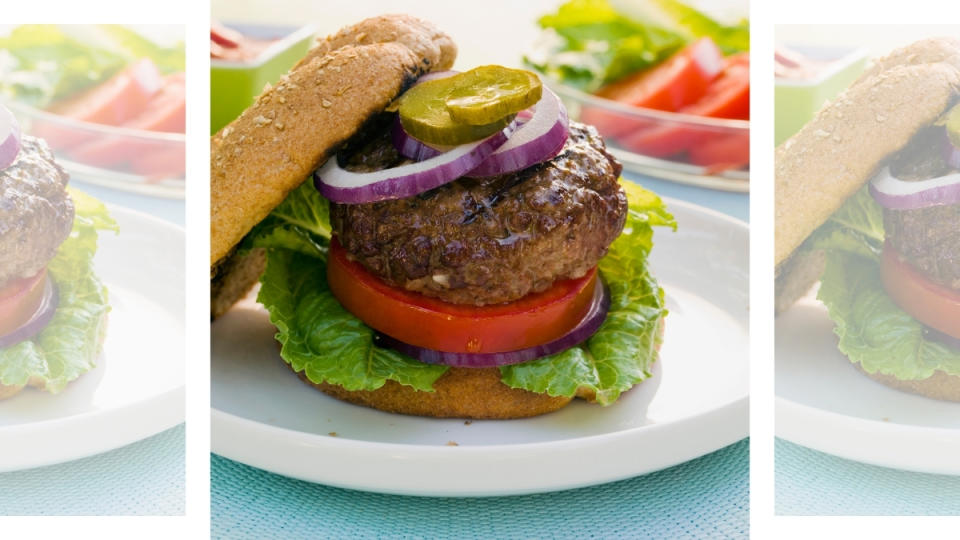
[0,189,117,393]
[803,186,960,379]
[254,180,674,404]
[524,0,748,91]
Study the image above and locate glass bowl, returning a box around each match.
[544,77,749,192]
[6,99,185,198]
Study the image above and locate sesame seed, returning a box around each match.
[322,99,332,108]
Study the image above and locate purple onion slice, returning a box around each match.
[0,276,60,349]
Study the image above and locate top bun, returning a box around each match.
[210,15,457,267]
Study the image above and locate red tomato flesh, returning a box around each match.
[327,238,598,354]
[0,268,47,336]
[881,242,960,339]
[595,37,724,111]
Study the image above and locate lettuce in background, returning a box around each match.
[524,0,748,91]
[0,24,185,107]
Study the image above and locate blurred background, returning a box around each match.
[212,0,750,191]
[0,25,185,201]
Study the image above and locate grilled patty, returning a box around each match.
[885,204,960,290]
[0,136,74,286]
[331,120,627,305]
[884,126,960,290]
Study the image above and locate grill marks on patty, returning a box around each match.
[331,120,627,306]
[885,204,960,290]
[0,136,74,286]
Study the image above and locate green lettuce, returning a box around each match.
[0,189,117,393]
[802,187,960,379]
[0,24,185,107]
[524,0,748,91]
[253,180,674,403]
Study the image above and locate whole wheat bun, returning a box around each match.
[858,367,960,403]
[210,15,457,317]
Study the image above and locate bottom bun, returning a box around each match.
[298,367,575,419]
[291,318,665,419]
[857,365,960,402]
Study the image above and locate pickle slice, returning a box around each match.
[938,102,960,147]
[397,66,540,146]
[444,66,542,125]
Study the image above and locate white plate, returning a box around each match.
[776,290,960,475]
[211,198,749,496]
[0,206,185,472]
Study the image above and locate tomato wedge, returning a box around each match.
[618,54,750,163]
[0,268,48,337]
[327,238,598,354]
[881,242,960,339]
[595,37,723,111]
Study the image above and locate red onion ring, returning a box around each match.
[315,119,518,204]
[868,165,960,210]
[390,116,446,161]
[375,276,610,368]
[0,105,22,171]
[0,276,59,349]
[466,87,568,178]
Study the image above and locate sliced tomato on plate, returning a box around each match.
[33,58,163,152]
[327,238,598,354]
[595,37,724,111]
[581,37,724,139]
[881,242,960,339]
[0,268,47,337]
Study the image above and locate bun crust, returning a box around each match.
[775,62,960,268]
[303,367,575,419]
[858,366,960,402]
[210,15,457,267]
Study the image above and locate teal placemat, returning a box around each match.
[211,438,748,539]
[0,423,185,516]
[776,438,960,515]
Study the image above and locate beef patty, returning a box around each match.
[885,204,960,290]
[883,126,960,290]
[331,120,627,305]
[0,136,74,286]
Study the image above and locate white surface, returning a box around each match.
[0,206,185,472]
[776,290,960,475]
[776,25,960,57]
[211,198,749,496]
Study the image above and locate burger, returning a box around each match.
[0,104,114,399]
[775,37,960,401]
[210,15,675,419]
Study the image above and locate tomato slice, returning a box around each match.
[0,268,48,337]
[327,238,597,354]
[881,242,960,339]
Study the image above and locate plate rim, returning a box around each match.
[776,395,960,476]
[0,204,185,472]
[210,197,750,494]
